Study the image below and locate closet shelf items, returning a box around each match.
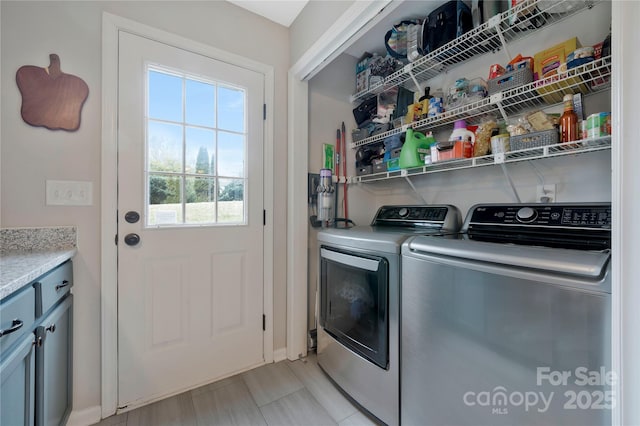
[351,55,611,149]
[351,136,611,183]
[350,0,600,104]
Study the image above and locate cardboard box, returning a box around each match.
[586,112,611,138]
[534,37,579,79]
[431,140,473,163]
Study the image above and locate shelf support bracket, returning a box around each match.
[490,14,512,62]
[405,64,422,93]
[404,176,429,204]
[490,93,510,123]
[500,163,522,203]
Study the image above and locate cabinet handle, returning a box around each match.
[55,280,70,291]
[46,323,56,334]
[0,319,24,337]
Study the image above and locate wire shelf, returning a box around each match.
[351,56,611,149]
[350,0,599,103]
[351,136,611,183]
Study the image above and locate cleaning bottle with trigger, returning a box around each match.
[399,128,435,169]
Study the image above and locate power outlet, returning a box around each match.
[536,184,556,203]
[46,180,93,206]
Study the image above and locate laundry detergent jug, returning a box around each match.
[399,128,435,169]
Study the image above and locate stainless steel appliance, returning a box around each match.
[317,205,462,426]
[401,203,612,426]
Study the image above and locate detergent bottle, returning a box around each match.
[447,119,475,158]
[399,128,435,169]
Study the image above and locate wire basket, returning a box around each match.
[488,67,534,95]
[510,129,559,151]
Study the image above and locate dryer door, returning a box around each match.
[319,246,389,369]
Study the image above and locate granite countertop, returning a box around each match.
[0,227,77,301]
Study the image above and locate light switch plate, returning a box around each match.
[46,180,93,206]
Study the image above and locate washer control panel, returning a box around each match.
[372,205,461,231]
[467,204,612,228]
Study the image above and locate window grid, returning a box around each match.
[145,66,247,227]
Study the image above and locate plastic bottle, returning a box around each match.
[560,94,579,143]
[449,119,476,144]
[399,128,435,169]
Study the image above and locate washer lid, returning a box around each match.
[403,235,611,280]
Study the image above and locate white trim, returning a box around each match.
[66,405,102,426]
[612,3,640,424]
[610,6,622,426]
[286,72,308,361]
[285,0,397,364]
[273,347,288,363]
[289,0,393,81]
[101,12,275,417]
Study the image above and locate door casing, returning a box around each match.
[101,12,275,418]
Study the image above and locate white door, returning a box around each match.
[117,31,265,408]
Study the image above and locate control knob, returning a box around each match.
[516,207,538,223]
[398,207,409,218]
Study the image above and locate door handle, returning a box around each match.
[0,319,24,337]
[55,280,70,291]
[124,233,141,246]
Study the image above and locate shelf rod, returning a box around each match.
[494,23,512,62]
[407,67,422,93]
[500,163,521,202]
[405,176,429,204]
[495,99,509,124]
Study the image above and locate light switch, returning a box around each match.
[46,180,93,206]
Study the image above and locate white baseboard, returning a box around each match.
[66,405,102,426]
[273,347,287,362]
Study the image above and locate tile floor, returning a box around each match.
[93,353,381,426]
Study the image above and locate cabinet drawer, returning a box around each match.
[0,286,35,357]
[34,261,73,318]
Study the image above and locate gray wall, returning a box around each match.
[0,0,289,415]
[289,0,354,66]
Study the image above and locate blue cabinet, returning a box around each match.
[0,260,73,426]
[35,295,73,426]
[0,330,35,426]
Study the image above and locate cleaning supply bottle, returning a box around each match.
[447,119,475,158]
[399,128,435,169]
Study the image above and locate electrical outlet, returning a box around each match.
[537,184,556,203]
[46,180,93,206]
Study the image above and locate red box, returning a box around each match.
[430,140,473,162]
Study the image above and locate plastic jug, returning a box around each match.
[449,119,475,144]
[399,128,435,169]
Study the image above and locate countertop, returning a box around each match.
[0,227,77,301]
[0,249,77,300]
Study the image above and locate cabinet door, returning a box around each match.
[1,334,35,426]
[36,295,72,426]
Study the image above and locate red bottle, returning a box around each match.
[560,94,579,143]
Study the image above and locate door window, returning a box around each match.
[146,67,247,227]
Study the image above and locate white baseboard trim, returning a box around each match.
[273,347,287,362]
[67,405,102,426]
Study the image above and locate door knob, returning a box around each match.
[125,211,140,223]
[124,233,141,246]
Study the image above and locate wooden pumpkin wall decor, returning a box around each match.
[16,54,89,131]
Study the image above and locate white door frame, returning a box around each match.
[285,0,395,362]
[287,0,639,423]
[101,12,275,418]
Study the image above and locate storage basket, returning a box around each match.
[510,129,559,151]
[488,67,534,95]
